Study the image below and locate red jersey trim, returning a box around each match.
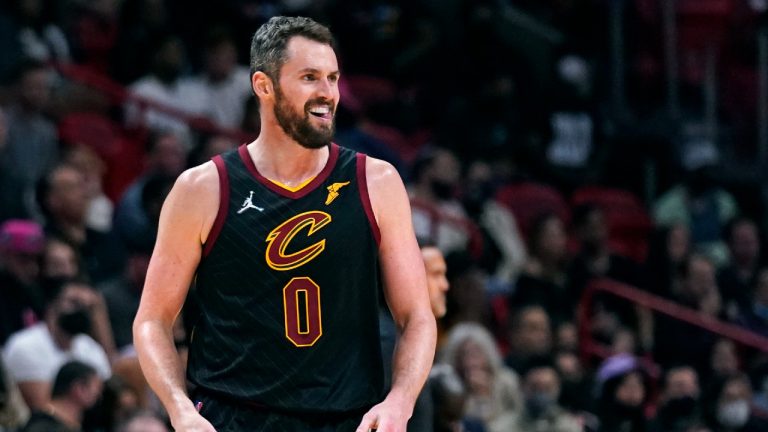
[356,153,381,246]
[238,143,340,199]
[203,155,230,257]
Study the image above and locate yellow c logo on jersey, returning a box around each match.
[265,211,332,271]
[325,181,350,205]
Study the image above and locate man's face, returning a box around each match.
[524,367,560,400]
[730,221,759,265]
[422,247,449,318]
[48,166,88,224]
[664,367,700,401]
[272,36,339,149]
[512,307,552,356]
[75,374,103,409]
[20,68,51,112]
[42,240,78,279]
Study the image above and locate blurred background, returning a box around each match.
[2,0,768,431]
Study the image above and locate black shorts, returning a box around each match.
[195,392,369,432]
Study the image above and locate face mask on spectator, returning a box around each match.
[526,391,556,418]
[661,395,697,419]
[430,180,455,201]
[58,308,92,336]
[717,400,750,429]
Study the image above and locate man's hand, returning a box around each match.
[356,397,411,432]
[172,409,217,432]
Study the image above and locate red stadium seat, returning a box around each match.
[494,182,571,239]
[572,186,653,262]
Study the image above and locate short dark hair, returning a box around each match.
[51,360,97,398]
[249,16,333,80]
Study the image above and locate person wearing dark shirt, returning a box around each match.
[22,361,103,432]
[0,219,45,345]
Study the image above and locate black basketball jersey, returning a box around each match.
[188,143,385,413]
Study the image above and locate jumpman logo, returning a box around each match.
[238,191,264,214]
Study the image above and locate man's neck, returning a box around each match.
[248,132,329,187]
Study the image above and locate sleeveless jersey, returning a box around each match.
[187,143,385,413]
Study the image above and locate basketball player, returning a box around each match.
[133,16,437,432]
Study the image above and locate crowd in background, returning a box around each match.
[2,0,768,431]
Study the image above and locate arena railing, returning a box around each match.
[577,278,768,366]
[54,62,253,143]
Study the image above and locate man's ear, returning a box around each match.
[252,72,273,98]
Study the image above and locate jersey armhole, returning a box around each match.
[356,153,381,246]
[203,155,230,257]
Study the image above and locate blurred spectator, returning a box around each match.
[41,237,80,280]
[505,305,553,374]
[68,0,119,74]
[38,163,124,283]
[62,145,112,233]
[440,323,522,432]
[0,104,28,223]
[595,354,649,432]
[410,245,450,432]
[655,255,723,372]
[0,0,70,74]
[21,360,102,432]
[181,27,252,129]
[113,130,185,252]
[510,213,571,320]
[554,350,594,417]
[380,244,449,431]
[643,224,691,297]
[719,219,762,317]
[464,160,527,289]
[653,166,738,266]
[555,321,579,353]
[1,60,57,218]
[115,409,169,432]
[735,268,768,337]
[430,363,487,432]
[98,240,152,351]
[423,245,451,321]
[409,147,478,255]
[703,373,768,432]
[650,365,706,432]
[2,279,111,411]
[709,339,740,382]
[443,251,489,330]
[187,133,238,168]
[97,377,140,430]
[0,357,29,431]
[124,36,193,143]
[569,204,641,299]
[0,219,44,346]
[502,358,581,432]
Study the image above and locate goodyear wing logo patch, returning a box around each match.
[325,181,350,205]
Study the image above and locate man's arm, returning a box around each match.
[357,157,437,432]
[133,163,218,432]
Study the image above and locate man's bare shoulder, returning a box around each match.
[364,156,400,188]
[175,161,219,196]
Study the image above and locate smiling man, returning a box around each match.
[133,16,436,432]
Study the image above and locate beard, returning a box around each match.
[273,85,335,149]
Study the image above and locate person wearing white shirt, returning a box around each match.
[3,279,111,412]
